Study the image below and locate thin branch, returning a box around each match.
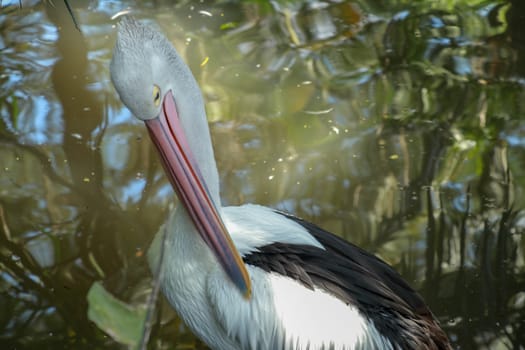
[139,225,168,350]
[63,0,80,32]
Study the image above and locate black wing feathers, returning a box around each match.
[288,213,430,316]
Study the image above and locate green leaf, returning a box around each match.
[87,281,146,348]
[219,21,238,30]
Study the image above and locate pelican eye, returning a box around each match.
[153,85,161,106]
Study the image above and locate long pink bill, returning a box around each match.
[144,90,251,299]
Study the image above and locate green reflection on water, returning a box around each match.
[0,0,524,348]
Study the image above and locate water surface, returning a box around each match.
[1,0,524,348]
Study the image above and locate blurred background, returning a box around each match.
[0,0,524,348]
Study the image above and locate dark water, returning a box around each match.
[1,0,524,348]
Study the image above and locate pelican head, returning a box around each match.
[110,17,187,121]
[110,16,251,298]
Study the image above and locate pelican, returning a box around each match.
[109,17,451,350]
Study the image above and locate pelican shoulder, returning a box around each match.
[222,204,324,256]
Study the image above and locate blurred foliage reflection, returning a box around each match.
[0,0,524,348]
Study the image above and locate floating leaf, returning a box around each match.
[220,21,238,30]
[87,282,146,347]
